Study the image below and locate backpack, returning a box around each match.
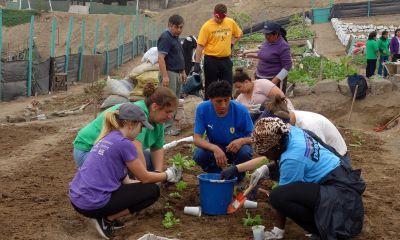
[347,74,367,99]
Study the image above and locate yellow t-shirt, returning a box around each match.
[197,17,242,57]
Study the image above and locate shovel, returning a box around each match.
[374,113,400,132]
[227,184,256,214]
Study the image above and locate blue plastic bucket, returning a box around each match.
[197,173,237,215]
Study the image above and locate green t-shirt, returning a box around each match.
[377,38,390,57]
[73,100,164,151]
[366,39,378,60]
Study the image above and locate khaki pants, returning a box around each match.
[158,70,181,98]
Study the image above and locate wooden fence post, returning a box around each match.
[78,19,86,81]
[65,16,73,73]
[0,10,2,101]
[92,19,99,54]
[131,15,135,58]
[27,15,34,97]
[50,16,57,58]
[105,26,109,75]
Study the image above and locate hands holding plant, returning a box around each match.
[165,164,183,183]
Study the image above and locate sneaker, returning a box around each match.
[111,219,124,229]
[265,226,285,240]
[91,217,114,239]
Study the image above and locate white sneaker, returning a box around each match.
[264,226,285,240]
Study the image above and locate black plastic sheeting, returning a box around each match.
[331,0,400,19]
[1,61,28,101]
[54,54,80,83]
[242,12,311,35]
[32,59,50,95]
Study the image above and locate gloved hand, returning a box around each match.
[165,164,182,183]
[250,165,269,186]
[193,62,201,74]
[220,165,239,180]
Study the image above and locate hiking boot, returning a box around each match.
[265,226,285,240]
[91,217,114,239]
[111,219,124,229]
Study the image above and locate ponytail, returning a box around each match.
[144,83,178,110]
[266,95,290,119]
[280,27,288,42]
[233,67,251,83]
[96,111,122,143]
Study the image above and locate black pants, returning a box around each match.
[366,59,377,78]
[392,54,400,62]
[269,182,320,234]
[72,183,160,219]
[203,55,233,99]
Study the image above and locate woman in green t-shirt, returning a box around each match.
[365,31,379,78]
[73,83,178,172]
[377,30,390,77]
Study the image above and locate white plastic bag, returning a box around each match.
[105,76,134,98]
[142,47,159,64]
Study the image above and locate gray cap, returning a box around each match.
[118,103,154,130]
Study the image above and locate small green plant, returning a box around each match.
[162,211,180,229]
[175,180,187,191]
[168,153,196,170]
[169,192,182,199]
[164,202,173,210]
[242,210,263,226]
[254,158,269,170]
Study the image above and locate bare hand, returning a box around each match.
[181,72,187,84]
[162,75,170,87]
[226,138,243,153]
[213,146,228,168]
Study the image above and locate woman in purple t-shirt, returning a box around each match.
[242,21,292,93]
[69,103,182,239]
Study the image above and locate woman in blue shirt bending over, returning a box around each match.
[221,117,365,240]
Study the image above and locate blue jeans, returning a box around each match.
[193,144,253,181]
[143,149,154,171]
[378,56,388,77]
[73,148,90,167]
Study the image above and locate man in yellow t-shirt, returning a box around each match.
[193,3,242,99]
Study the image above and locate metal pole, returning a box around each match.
[367,0,371,17]
[19,0,22,10]
[0,10,2,101]
[50,16,57,58]
[49,0,53,11]
[136,0,139,15]
[27,0,31,10]
[105,26,109,75]
[27,15,34,97]
[78,19,86,81]
[143,15,147,53]
[92,19,99,54]
[135,13,140,54]
[117,19,121,68]
[131,16,135,58]
[122,20,125,64]
[65,16,73,73]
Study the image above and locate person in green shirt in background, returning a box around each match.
[73,82,178,172]
[377,30,390,77]
[365,31,379,78]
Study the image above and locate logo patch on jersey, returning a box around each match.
[303,132,320,162]
[230,127,235,134]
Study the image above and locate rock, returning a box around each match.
[338,78,352,96]
[312,79,338,94]
[370,77,393,95]
[388,74,400,90]
[293,83,312,97]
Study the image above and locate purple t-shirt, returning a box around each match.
[256,37,292,78]
[69,130,138,210]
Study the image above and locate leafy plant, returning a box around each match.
[3,9,39,27]
[169,192,182,199]
[168,153,196,170]
[242,210,263,226]
[164,202,173,210]
[175,180,187,191]
[352,55,366,66]
[229,9,252,30]
[240,32,265,42]
[162,211,180,229]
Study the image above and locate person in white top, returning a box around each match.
[233,68,294,122]
[260,95,349,160]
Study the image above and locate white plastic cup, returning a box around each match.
[184,206,201,217]
[243,200,258,209]
[252,225,265,240]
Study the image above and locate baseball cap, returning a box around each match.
[118,103,154,130]
[261,21,281,34]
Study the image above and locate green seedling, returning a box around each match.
[162,211,180,229]
[242,210,263,226]
[254,158,269,170]
[175,180,187,191]
[272,182,279,190]
[168,153,196,170]
[164,202,173,210]
[169,192,182,199]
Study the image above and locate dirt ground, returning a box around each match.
[1,1,400,239]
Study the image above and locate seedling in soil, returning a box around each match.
[162,211,180,229]
[169,192,182,199]
[175,180,187,191]
[164,202,173,210]
[243,210,263,227]
[168,153,196,170]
